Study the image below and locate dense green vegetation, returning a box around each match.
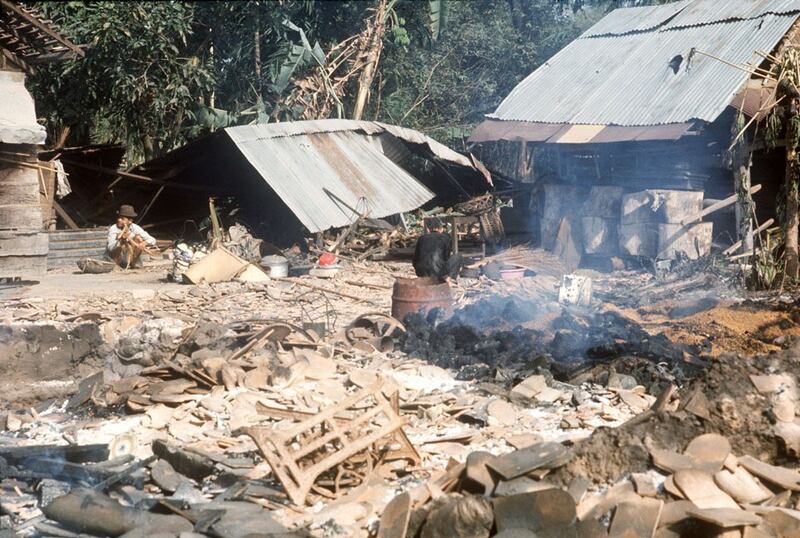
[29,0,668,162]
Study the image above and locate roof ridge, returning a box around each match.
[581,0,800,39]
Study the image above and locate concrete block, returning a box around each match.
[552,217,582,271]
[542,184,590,221]
[582,217,618,255]
[619,223,659,258]
[621,190,704,224]
[541,184,590,249]
[540,217,561,251]
[130,289,156,300]
[584,186,625,218]
[657,222,713,260]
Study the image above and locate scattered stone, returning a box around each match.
[631,473,658,497]
[673,469,740,510]
[487,443,571,481]
[715,468,773,504]
[607,370,637,390]
[487,399,517,426]
[493,477,554,497]
[650,448,694,473]
[150,459,187,493]
[686,507,762,528]
[464,451,496,495]
[420,495,493,538]
[685,433,731,473]
[493,489,576,533]
[738,456,800,491]
[509,375,547,404]
[608,497,663,538]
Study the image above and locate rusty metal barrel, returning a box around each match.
[391,277,453,320]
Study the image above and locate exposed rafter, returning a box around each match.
[0,1,84,74]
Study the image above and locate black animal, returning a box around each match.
[412,232,465,281]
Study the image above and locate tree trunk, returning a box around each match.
[786,99,799,280]
[786,150,799,280]
[254,6,261,98]
[733,135,753,254]
[352,0,386,120]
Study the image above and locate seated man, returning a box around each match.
[412,220,465,282]
[107,204,157,268]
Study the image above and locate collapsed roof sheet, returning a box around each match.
[225,125,435,233]
[217,120,486,233]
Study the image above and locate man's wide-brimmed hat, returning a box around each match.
[117,205,137,218]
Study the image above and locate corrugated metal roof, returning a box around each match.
[664,0,800,29]
[489,5,799,127]
[582,0,692,37]
[584,0,800,37]
[224,124,436,233]
[469,118,693,144]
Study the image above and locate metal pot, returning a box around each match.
[260,255,289,278]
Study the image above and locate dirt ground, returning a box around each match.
[2,253,797,405]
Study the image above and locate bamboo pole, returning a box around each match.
[724,218,774,256]
[680,184,762,226]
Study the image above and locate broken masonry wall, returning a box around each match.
[0,69,49,277]
[0,321,106,405]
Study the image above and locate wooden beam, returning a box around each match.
[52,198,79,230]
[733,133,754,254]
[59,159,217,194]
[0,47,33,74]
[26,47,85,64]
[137,185,165,225]
[680,184,762,226]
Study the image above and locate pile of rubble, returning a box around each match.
[4,255,800,537]
[0,303,671,537]
[5,323,800,536]
[378,347,800,537]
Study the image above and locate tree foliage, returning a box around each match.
[32,2,214,162]
[28,0,672,161]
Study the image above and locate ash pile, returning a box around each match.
[400,296,701,389]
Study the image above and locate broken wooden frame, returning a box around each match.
[244,380,415,505]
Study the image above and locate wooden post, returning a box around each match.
[517,140,529,179]
[732,136,754,254]
[786,100,799,280]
